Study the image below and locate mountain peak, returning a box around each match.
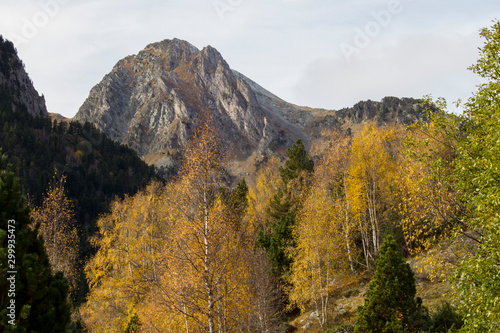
[74,39,310,174]
[144,38,200,55]
[200,44,221,57]
[73,38,429,177]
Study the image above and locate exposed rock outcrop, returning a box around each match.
[74,39,312,171]
[0,36,47,118]
[74,38,428,174]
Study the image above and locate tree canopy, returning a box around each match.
[0,152,71,332]
[453,20,500,331]
[355,235,417,333]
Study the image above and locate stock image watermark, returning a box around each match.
[6,219,17,326]
[213,0,244,21]
[340,0,413,63]
[6,0,72,46]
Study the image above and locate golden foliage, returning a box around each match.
[397,122,472,256]
[288,181,350,327]
[30,172,79,293]
[347,124,401,266]
[82,115,281,332]
[287,131,355,328]
[81,181,166,332]
[246,156,282,237]
[81,116,480,331]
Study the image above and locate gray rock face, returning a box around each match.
[73,39,427,173]
[74,39,314,170]
[0,39,47,118]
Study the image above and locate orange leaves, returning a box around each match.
[287,124,406,326]
[287,132,354,327]
[81,117,475,331]
[288,182,347,319]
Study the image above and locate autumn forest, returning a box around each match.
[1,19,500,333]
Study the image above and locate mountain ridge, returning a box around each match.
[73,38,429,176]
[73,39,322,173]
[0,36,47,118]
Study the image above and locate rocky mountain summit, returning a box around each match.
[0,36,47,118]
[74,38,427,174]
[74,39,318,173]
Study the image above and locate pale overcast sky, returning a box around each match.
[0,0,499,118]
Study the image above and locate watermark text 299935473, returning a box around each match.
[6,219,17,326]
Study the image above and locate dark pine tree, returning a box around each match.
[278,139,314,185]
[228,178,249,230]
[0,152,71,332]
[355,235,418,333]
[257,139,314,277]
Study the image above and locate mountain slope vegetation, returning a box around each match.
[0,36,158,304]
[2,19,500,333]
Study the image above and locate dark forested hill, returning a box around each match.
[0,106,158,232]
[0,36,158,288]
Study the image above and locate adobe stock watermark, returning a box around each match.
[213,0,244,21]
[7,0,72,47]
[6,219,17,326]
[340,0,412,63]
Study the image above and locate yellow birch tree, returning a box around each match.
[30,172,80,296]
[287,132,357,328]
[288,182,349,328]
[82,114,287,332]
[322,131,357,273]
[81,181,167,332]
[151,112,252,333]
[347,124,400,268]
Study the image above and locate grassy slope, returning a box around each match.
[288,256,456,332]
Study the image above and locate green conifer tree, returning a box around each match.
[257,139,314,276]
[355,235,418,333]
[0,151,71,332]
[228,178,249,222]
[278,139,314,184]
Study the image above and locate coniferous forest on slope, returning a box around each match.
[1,20,500,333]
[0,35,159,306]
